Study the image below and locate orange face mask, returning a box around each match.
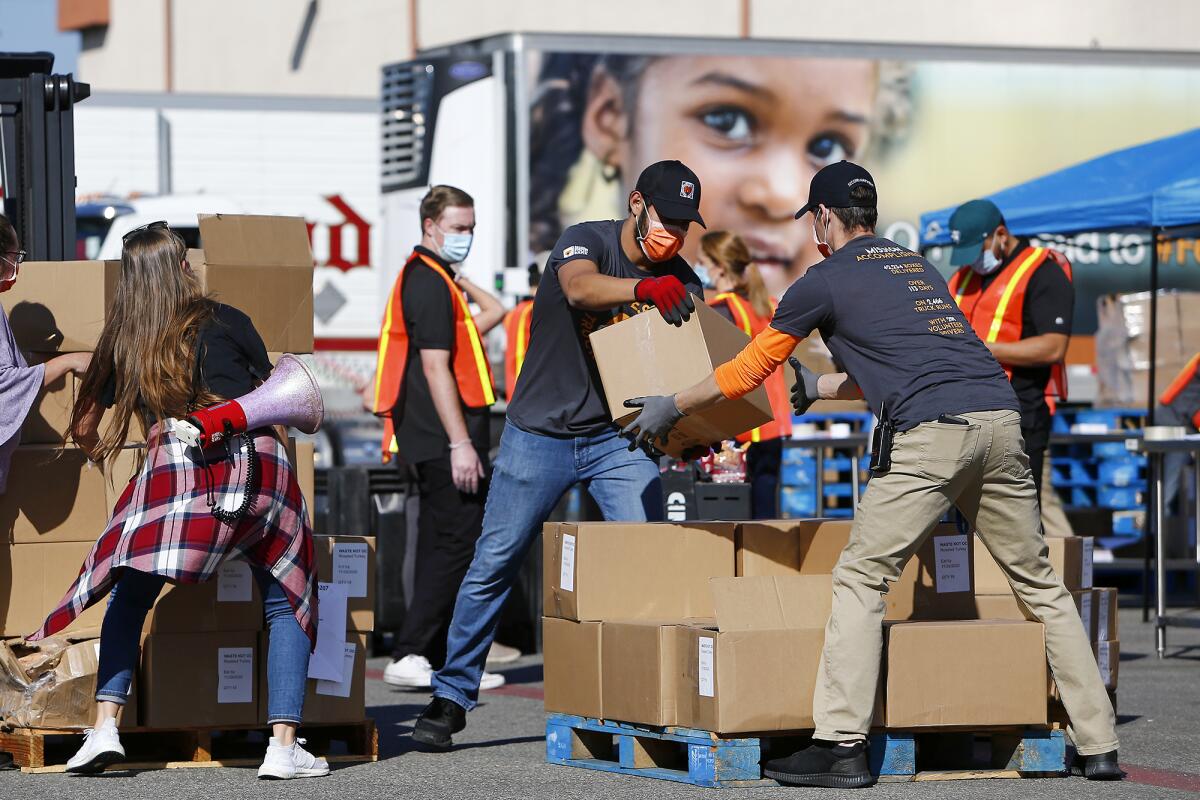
[636,208,684,263]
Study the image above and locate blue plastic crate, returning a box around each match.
[1070,487,1095,506]
[780,462,816,487]
[780,486,817,517]
[1112,513,1142,537]
[824,483,856,498]
[1093,441,1133,458]
[782,445,815,465]
[824,508,855,518]
[1098,486,1142,510]
[1098,459,1145,487]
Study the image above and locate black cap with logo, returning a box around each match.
[635,160,706,228]
[794,160,878,219]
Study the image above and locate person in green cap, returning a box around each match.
[945,199,1074,510]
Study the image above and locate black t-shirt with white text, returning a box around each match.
[770,235,1018,431]
[507,220,702,437]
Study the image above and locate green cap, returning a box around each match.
[948,199,1004,267]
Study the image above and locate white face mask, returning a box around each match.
[812,210,833,259]
[971,247,1002,275]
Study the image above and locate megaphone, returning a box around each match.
[174,354,324,448]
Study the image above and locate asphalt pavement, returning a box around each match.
[3,606,1199,799]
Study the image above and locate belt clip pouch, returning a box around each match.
[869,408,894,476]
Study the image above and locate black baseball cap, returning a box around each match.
[794,160,878,219]
[635,160,706,228]
[948,199,1005,267]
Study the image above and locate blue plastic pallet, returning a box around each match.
[545,715,1066,787]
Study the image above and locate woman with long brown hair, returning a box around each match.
[29,223,326,781]
[702,230,794,518]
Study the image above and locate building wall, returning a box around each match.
[71,0,1200,98]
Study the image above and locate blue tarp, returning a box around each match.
[920,128,1200,246]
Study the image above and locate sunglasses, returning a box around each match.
[122,220,170,244]
[2,250,26,265]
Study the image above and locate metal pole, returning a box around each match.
[1144,454,1153,623]
[1155,450,1167,658]
[1148,228,1159,426]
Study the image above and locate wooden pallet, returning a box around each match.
[545,714,1068,788]
[0,718,377,774]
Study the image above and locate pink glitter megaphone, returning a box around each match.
[174,354,324,448]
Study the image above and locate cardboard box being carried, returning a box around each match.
[544,522,736,622]
[737,520,977,621]
[2,214,314,354]
[315,535,376,632]
[542,617,602,719]
[140,630,260,727]
[885,619,1048,728]
[1,445,109,544]
[974,535,1093,594]
[677,576,851,734]
[1,541,106,637]
[589,301,773,456]
[0,636,137,728]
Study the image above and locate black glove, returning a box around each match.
[621,395,685,450]
[679,444,714,461]
[789,357,821,416]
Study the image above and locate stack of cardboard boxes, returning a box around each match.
[544,519,1107,735]
[1,215,372,732]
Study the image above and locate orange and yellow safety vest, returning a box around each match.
[503,299,535,401]
[1161,354,1200,428]
[709,292,793,443]
[370,250,495,462]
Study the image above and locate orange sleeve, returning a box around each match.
[714,326,802,400]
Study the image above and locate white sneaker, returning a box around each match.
[383,654,433,689]
[66,718,124,774]
[486,642,522,665]
[257,737,331,780]
[480,670,507,691]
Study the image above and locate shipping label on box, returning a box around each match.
[543,522,735,622]
[315,535,376,632]
[1096,588,1119,641]
[217,647,255,704]
[1095,640,1119,690]
[589,301,773,456]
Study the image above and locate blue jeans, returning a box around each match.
[96,565,311,725]
[431,420,662,709]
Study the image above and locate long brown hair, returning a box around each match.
[701,231,773,319]
[72,226,219,462]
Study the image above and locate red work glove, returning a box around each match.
[634,276,695,327]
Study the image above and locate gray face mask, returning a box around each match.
[971,248,1002,275]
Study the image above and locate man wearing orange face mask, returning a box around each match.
[411,161,704,749]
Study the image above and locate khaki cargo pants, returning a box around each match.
[813,410,1118,756]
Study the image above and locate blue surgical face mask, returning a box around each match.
[971,247,1002,276]
[693,264,714,289]
[436,224,473,264]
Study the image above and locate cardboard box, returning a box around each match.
[19,360,75,444]
[544,522,736,622]
[315,535,376,632]
[143,562,264,634]
[0,541,106,637]
[589,301,773,456]
[102,445,144,511]
[287,437,316,525]
[1095,640,1119,690]
[600,620,687,726]
[140,631,260,727]
[0,636,136,728]
[1,445,110,544]
[1,260,121,353]
[974,535,1093,594]
[885,619,1048,728]
[1096,588,1119,642]
[1,215,314,354]
[542,617,602,719]
[676,576,842,734]
[969,589,1095,641]
[736,520,975,621]
[256,631,367,725]
[192,214,315,353]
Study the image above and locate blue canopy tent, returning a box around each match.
[919,127,1200,426]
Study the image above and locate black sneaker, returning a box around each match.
[1077,750,1125,781]
[412,697,466,750]
[764,740,873,789]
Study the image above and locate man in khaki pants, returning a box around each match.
[621,161,1121,787]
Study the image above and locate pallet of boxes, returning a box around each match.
[541,519,1111,787]
[540,306,1115,787]
[0,215,378,772]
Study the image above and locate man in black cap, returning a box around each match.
[623,161,1122,786]
[946,198,1074,507]
[412,160,704,749]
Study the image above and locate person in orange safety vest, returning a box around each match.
[364,185,510,693]
[702,230,793,519]
[502,264,539,400]
[947,199,1074,505]
[1158,353,1200,509]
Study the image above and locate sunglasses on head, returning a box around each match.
[122,220,170,244]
